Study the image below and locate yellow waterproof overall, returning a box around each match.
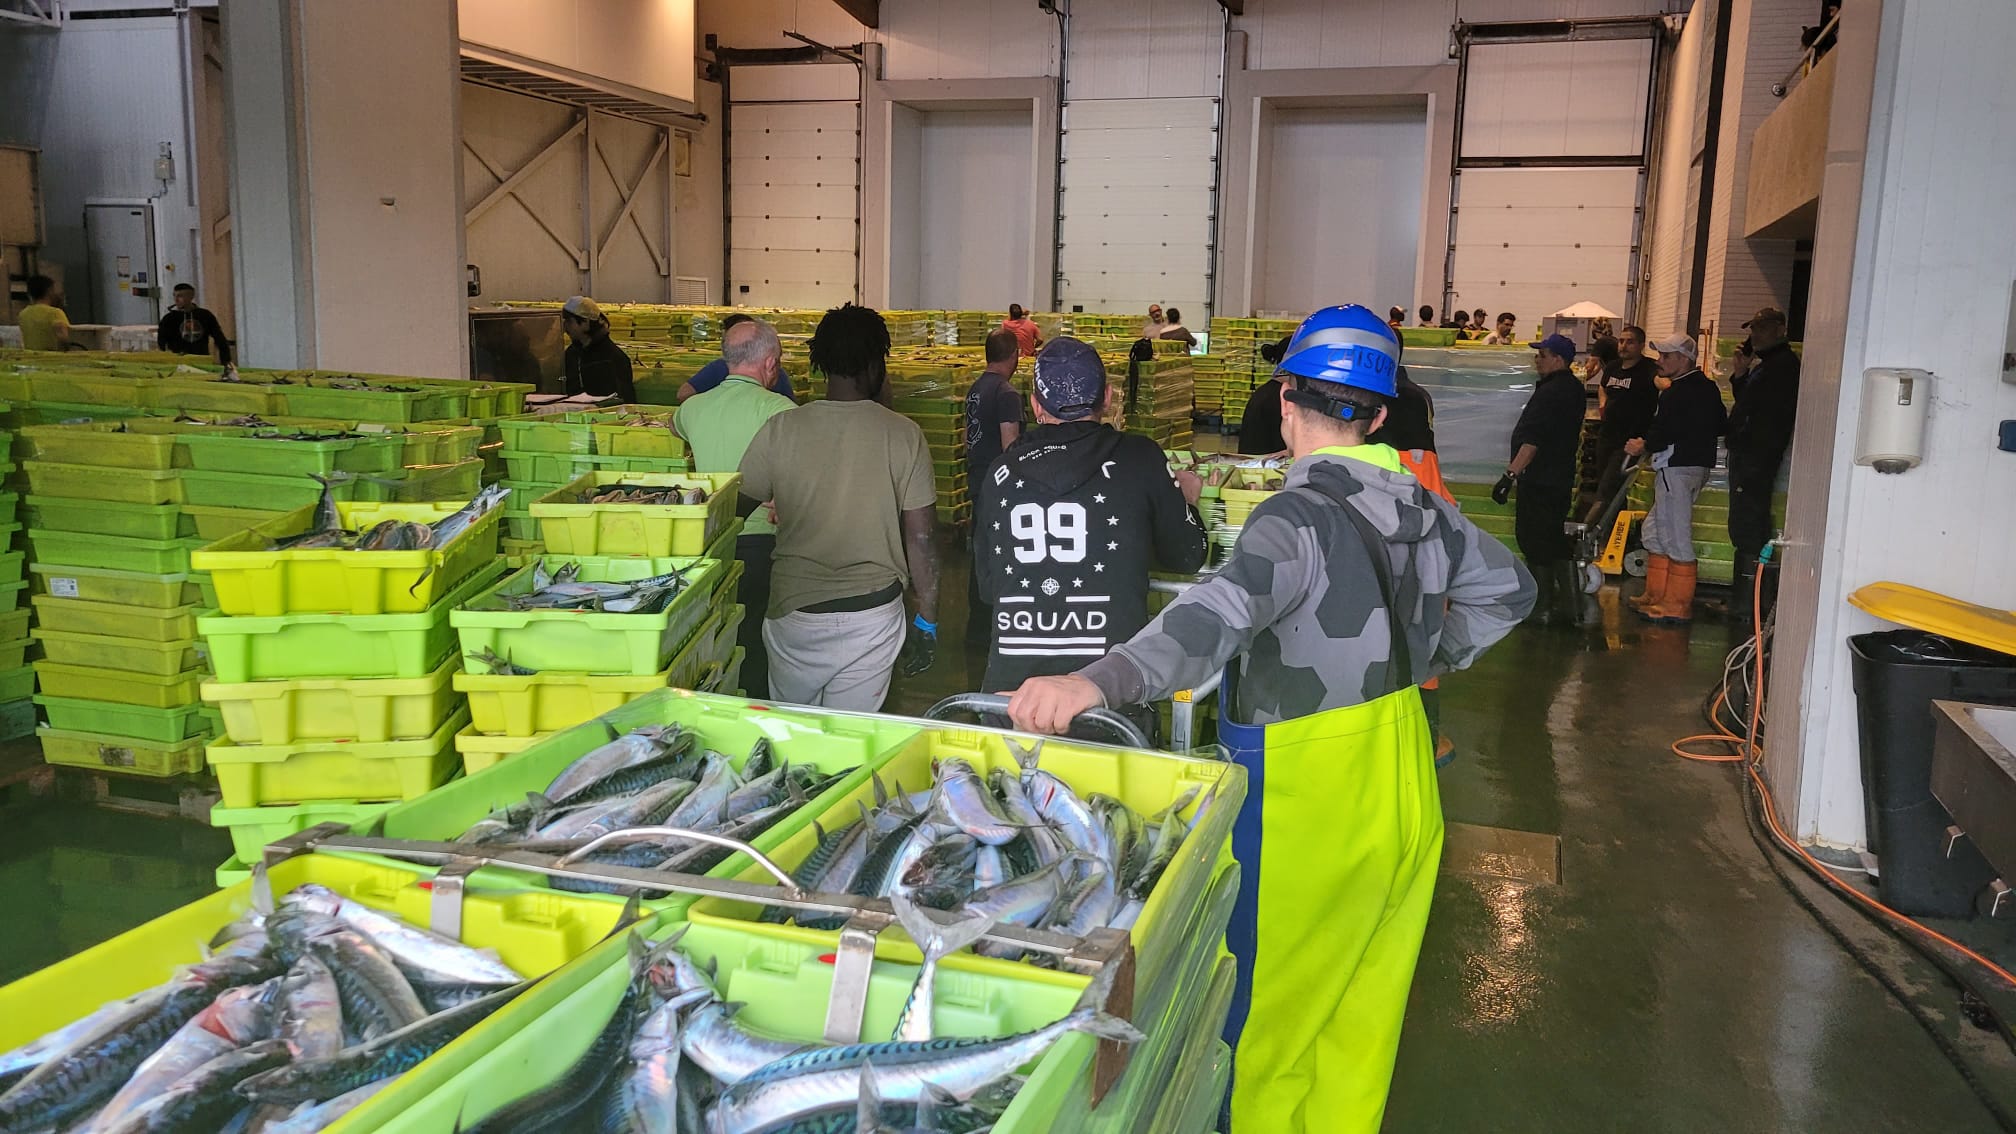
[1218,473,1447,1132]
[1220,685,1443,1132]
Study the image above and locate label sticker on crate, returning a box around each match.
[49,577,81,598]
[98,745,136,767]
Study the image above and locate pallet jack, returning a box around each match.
[1569,459,1648,596]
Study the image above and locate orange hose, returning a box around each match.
[1670,560,2016,988]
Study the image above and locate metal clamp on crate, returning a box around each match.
[826,913,892,1044]
[428,856,485,940]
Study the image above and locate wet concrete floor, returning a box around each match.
[3,546,2013,1130]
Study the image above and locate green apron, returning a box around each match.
[1219,470,1445,1132]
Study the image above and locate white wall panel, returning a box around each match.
[1057,97,1216,319]
[733,63,857,103]
[881,0,1058,82]
[1236,0,1682,71]
[460,0,695,103]
[1461,39,1652,157]
[912,108,1036,309]
[1067,0,1221,101]
[1257,105,1425,316]
[729,100,858,307]
[1449,166,1639,326]
[1638,0,1707,335]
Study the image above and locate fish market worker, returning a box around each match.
[560,295,637,403]
[1005,304,1535,1134]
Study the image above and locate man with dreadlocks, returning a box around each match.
[737,303,941,709]
[1006,304,1534,1133]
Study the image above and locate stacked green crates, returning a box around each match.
[193,499,506,873]
[14,419,224,777]
[448,553,746,772]
[0,404,26,736]
[491,407,692,554]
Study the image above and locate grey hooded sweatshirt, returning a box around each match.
[1079,447,1536,725]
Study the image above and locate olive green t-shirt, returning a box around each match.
[18,303,69,352]
[738,399,935,617]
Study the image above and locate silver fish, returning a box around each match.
[260,1080,387,1134]
[890,894,999,1043]
[430,483,510,545]
[707,1003,1143,1132]
[78,979,275,1133]
[541,725,682,804]
[275,956,344,1062]
[282,884,523,985]
[936,759,1023,846]
[660,752,738,831]
[678,1001,808,1086]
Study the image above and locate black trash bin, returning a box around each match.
[1849,630,2016,917]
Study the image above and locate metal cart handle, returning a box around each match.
[923,693,1153,749]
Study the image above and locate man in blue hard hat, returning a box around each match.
[1004,304,1535,1134]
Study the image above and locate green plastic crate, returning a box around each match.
[0,855,632,1107]
[0,606,25,641]
[280,382,468,424]
[491,411,609,453]
[194,500,502,617]
[206,709,468,807]
[370,688,910,902]
[178,430,407,475]
[0,664,31,702]
[31,660,207,708]
[29,595,200,641]
[33,696,213,744]
[179,503,289,541]
[388,459,484,502]
[25,530,196,575]
[198,560,507,683]
[497,448,676,484]
[0,549,21,585]
[29,563,207,609]
[690,725,1243,1013]
[30,628,204,676]
[206,798,395,862]
[178,466,375,510]
[153,377,287,415]
[20,421,211,469]
[23,461,181,504]
[530,471,741,558]
[338,912,1096,1134]
[24,496,194,540]
[39,726,208,777]
[450,556,724,676]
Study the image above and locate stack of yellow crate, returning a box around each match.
[451,472,749,772]
[194,498,507,883]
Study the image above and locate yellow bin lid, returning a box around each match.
[1848,582,2016,657]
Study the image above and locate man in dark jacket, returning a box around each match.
[976,337,1206,730]
[560,295,637,403]
[1237,335,1292,454]
[1585,324,1659,519]
[1725,306,1799,625]
[157,284,232,364]
[1625,336,1727,624]
[1497,333,1588,625]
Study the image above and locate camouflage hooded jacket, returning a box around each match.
[1078,446,1536,725]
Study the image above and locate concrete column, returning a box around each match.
[1771,0,2016,846]
[220,0,468,378]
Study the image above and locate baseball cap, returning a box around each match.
[1032,337,1108,420]
[1651,334,1697,361]
[562,295,604,322]
[1530,333,1578,361]
[1742,306,1786,328]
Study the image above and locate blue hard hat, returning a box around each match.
[1275,305,1400,398]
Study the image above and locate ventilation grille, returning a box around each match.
[673,277,710,305]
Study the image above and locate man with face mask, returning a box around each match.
[1004,304,1534,1134]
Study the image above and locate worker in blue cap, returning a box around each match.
[1496,332,1590,625]
[1006,304,1535,1132]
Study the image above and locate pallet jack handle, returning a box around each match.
[922,693,1154,749]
